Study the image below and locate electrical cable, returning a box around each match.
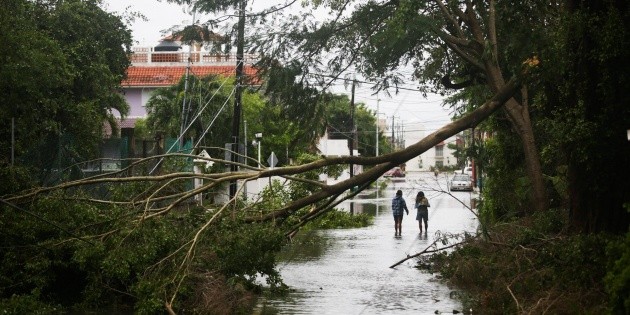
[194,87,236,148]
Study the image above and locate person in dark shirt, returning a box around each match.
[415,191,430,234]
[391,190,409,236]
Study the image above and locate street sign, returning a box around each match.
[267,152,278,168]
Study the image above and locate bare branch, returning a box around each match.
[390,238,467,268]
[442,38,485,70]
[435,0,465,38]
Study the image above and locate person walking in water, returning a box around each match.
[392,190,408,236]
[415,191,430,234]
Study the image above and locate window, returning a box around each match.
[435,145,443,157]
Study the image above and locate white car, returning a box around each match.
[450,174,473,191]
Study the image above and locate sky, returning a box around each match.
[101,0,452,135]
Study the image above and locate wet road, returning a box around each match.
[258,172,479,314]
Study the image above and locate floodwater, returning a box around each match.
[256,172,479,315]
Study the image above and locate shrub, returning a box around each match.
[432,213,614,314]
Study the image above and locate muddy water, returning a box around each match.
[258,172,478,314]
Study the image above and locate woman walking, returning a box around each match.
[415,191,430,234]
[391,190,409,236]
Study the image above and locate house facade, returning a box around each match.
[117,42,258,120]
[99,40,258,168]
[404,124,460,172]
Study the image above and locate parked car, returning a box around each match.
[450,174,473,191]
[383,167,405,178]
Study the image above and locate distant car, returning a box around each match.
[383,167,405,178]
[450,174,473,191]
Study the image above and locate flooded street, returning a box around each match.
[258,172,479,314]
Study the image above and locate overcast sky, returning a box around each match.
[101,0,452,134]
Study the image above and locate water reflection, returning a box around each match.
[276,230,329,262]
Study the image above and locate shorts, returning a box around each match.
[416,209,428,222]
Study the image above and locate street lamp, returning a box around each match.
[252,133,262,167]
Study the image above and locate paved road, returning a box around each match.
[258,172,479,314]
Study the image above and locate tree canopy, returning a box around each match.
[167,0,628,232]
[0,0,132,181]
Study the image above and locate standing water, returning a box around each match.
[257,172,478,314]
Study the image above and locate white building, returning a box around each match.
[404,124,459,172]
[316,131,361,185]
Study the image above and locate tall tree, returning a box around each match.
[0,0,132,177]
[0,0,71,168]
[238,0,551,213]
[538,0,630,233]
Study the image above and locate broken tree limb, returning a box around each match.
[389,240,466,269]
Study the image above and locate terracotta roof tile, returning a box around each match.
[122,65,258,87]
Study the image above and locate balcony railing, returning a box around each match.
[129,47,258,65]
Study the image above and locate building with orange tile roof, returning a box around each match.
[118,42,259,119]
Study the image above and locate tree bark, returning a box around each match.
[451,1,550,214]
[502,98,549,214]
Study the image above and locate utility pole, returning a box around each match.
[178,10,196,150]
[375,97,380,214]
[376,97,379,158]
[349,78,356,178]
[229,0,245,199]
[349,78,356,214]
[243,120,248,199]
[391,116,395,151]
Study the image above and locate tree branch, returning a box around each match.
[389,239,467,268]
[488,0,499,65]
[434,0,465,38]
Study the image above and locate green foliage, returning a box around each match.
[132,118,152,140]
[289,153,343,199]
[0,294,60,315]
[305,209,373,230]
[324,94,388,157]
[0,184,291,314]
[145,74,234,143]
[0,165,36,196]
[0,0,132,171]
[145,72,340,166]
[433,212,615,314]
[477,134,529,223]
[605,225,630,314]
[210,220,285,288]
[530,1,630,232]
[253,179,294,215]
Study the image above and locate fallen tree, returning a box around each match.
[0,73,527,313]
